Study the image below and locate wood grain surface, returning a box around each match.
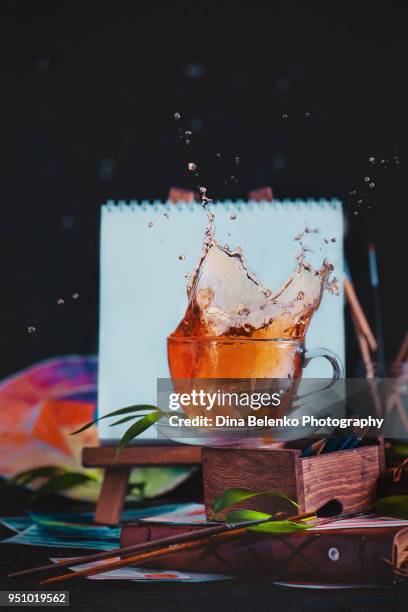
[301,446,380,514]
[203,447,304,519]
[203,443,384,520]
[82,445,202,467]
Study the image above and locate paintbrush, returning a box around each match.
[37,515,307,585]
[393,330,408,372]
[343,259,376,379]
[35,501,345,586]
[10,512,312,580]
[8,519,255,579]
[343,275,377,353]
[368,243,386,375]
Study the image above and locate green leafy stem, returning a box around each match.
[71,404,168,462]
[9,466,97,500]
[373,495,408,519]
[211,489,408,534]
[211,486,311,534]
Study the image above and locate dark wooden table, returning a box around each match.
[1,480,407,612]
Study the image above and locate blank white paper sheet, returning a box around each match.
[98,199,344,442]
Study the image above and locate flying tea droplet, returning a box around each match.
[188,162,197,171]
[72,292,79,300]
[282,113,288,119]
[174,112,181,120]
[364,176,370,182]
[230,213,237,220]
[57,298,64,305]
[178,255,186,261]
[27,326,36,334]
[148,221,154,228]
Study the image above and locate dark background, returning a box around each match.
[0,0,407,379]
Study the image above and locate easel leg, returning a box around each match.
[94,467,131,525]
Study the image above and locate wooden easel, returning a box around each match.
[82,446,202,525]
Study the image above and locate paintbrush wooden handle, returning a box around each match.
[343,276,377,352]
[394,331,408,368]
[39,526,248,585]
[9,524,217,578]
[11,512,312,579]
[39,510,315,586]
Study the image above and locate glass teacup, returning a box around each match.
[164,336,344,446]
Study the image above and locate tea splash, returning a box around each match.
[169,196,339,380]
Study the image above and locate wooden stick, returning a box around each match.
[345,276,375,379]
[343,276,377,352]
[168,187,195,203]
[394,330,408,368]
[354,329,383,416]
[356,332,375,379]
[38,511,315,586]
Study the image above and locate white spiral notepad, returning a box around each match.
[98,199,344,442]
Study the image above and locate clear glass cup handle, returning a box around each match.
[303,347,345,388]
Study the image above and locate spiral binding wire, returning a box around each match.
[103,198,342,212]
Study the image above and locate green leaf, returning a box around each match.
[250,520,308,534]
[212,487,299,516]
[10,466,65,487]
[225,508,272,522]
[225,509,308,533]
[374,495,408,519]
[114,411,164,462]
[70,404,160,435]
[391,444,408,458]
[31,473,94,499]
[109,415,146,427]
[127,481,146,499]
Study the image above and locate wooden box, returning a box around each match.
[202,440,385,520]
